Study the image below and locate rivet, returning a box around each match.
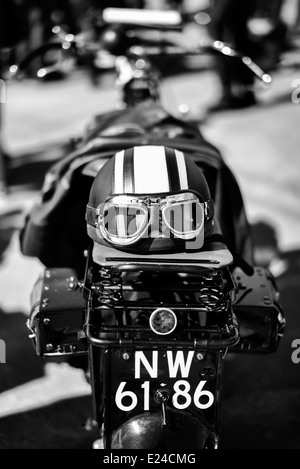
[196,353,204,361]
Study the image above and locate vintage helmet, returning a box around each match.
[86,145,215,253]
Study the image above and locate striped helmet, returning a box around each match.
[86,145,215,252]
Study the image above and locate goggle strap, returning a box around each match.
[86,205,98,227]
[205,200,214,220]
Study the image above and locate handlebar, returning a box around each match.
[209,40,272,84]
[7,11,272,86]
[8,41,76,78]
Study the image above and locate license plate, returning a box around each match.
[112,350,216,413]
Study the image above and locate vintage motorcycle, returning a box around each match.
[16,8,285,450]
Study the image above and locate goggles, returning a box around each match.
[86,192,214,247]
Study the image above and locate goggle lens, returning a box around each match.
[162,200,204,236]
[103,205,148,238]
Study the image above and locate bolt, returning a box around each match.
[46,343,53,352]
[154,389,171,404]
[196,353,204,361]
[43,318,50,326]
[122,352,130,361]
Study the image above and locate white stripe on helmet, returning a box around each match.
[114,150,125,193]
[175,149,188,190]
[133,146,170,194]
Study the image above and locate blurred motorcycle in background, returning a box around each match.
[10,7,285,450]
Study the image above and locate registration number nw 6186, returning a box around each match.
[114,350,215,412]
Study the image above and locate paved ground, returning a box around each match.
[0,34,300,449]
